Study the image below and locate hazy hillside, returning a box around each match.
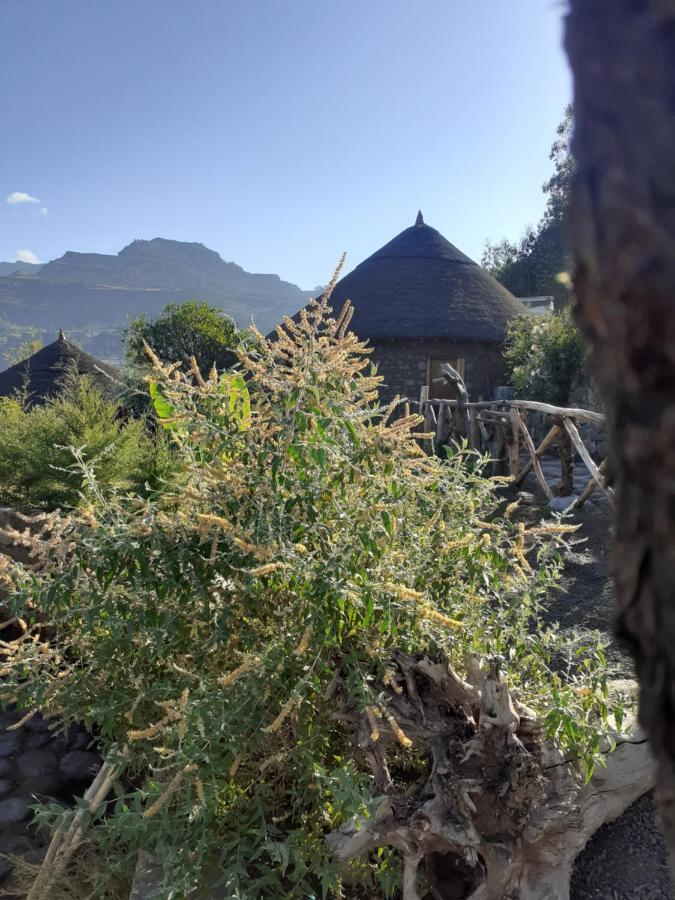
[0,261,43,277]
[0,239,311,364]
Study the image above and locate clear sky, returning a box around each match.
[0,0,571,289]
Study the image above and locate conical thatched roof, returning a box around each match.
[0,330,120,405]
[303,213,525,343]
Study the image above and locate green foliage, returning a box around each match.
[482,106,573,306]
[2,299,615,897]
[0,375,174,508]
[2,328,44,367]
[124,301,240,375]
[504,307,588,406]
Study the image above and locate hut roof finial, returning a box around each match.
[58,328,66,343]
[415,210,424,227]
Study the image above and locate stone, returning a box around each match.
[0,780,12,797]
[16,749,57,779]
[59,750,100,782]
[24,732,51,750]
[67,729,92,751]
[0,760,12,778]
[549,494,579,512]
[25,714,50,734]
[0,710,22,731]
[0,796,30,826]
[0,733,21,758]
[22,773,64,798]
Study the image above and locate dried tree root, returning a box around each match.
[326,656,654,900]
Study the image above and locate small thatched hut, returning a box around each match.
[294,213,526,402]
[0,330,119,405]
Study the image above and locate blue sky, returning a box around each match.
[0,0,571,288]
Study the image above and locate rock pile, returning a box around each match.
[0,707,99,884]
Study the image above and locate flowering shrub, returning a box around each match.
[1,288,614,898]
[504,307,588,406]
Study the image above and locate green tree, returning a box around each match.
[503,306,588,406]
[482,106,574,307]
[124,301,240,374]
[0,374,174,508]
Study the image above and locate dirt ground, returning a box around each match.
[535,495,672,899]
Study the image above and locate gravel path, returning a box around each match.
[522,465,673,899]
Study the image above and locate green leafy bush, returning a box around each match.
[504,306,588,406]
[0,375,174,508]
[2,298,613,897]
[125,300,240,375]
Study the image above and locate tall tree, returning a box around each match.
[565,0,675,874]
[482,106,573,308]
[125,301,240,375]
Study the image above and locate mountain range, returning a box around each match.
[0,239,312,364]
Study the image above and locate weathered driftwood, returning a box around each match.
[511,411,554,501]
[573,459,609,509]
[505,411,521,477]
[440,362,471,440]
[557,422,575,498]
[513,423,560,487]
[327,657,654,900]
[27,745,127,900]
[563,417,613,504]
[510,400,605,425]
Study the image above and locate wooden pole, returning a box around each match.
[510,399,605,423]
[513,424,560,486]
[562,417,613,501]
[435,401,446,454]
[573,459,609,509]
[511,409,554,501]
[505,410,521,477]
[558,419,575,497]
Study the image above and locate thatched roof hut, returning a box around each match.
[0,330,120,405]
[292,213,525,402]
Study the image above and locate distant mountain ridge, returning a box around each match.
[0,238,311,364]
[0,261,43,277]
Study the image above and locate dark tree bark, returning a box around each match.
[565,0,675,872]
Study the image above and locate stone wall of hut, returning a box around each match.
[370,339,507,404]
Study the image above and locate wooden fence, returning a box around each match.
[407,365,612,510]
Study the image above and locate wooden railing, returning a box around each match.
[409,366,611,509]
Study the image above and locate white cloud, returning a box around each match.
[40,207,48,215]
[6,191,40,205]
[15,249,40,265]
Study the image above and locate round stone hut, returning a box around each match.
[305,212,526,403]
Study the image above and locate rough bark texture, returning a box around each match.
[326,656,653,899]
[565,0,675,875]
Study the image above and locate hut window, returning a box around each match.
[427,356,466,400]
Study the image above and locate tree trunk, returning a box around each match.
[565,0,675,875]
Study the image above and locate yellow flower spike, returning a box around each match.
[383,669,403,695]
[229,755,243,779]
[296,624,313,657]
[218,655,259,688]
[246,562,287,577]
[127,716,170,742]
[365,706,381,743]
[263,695,299,734]
[385,713,412,749]
[143,766,192,819]
[195,778,205,803]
